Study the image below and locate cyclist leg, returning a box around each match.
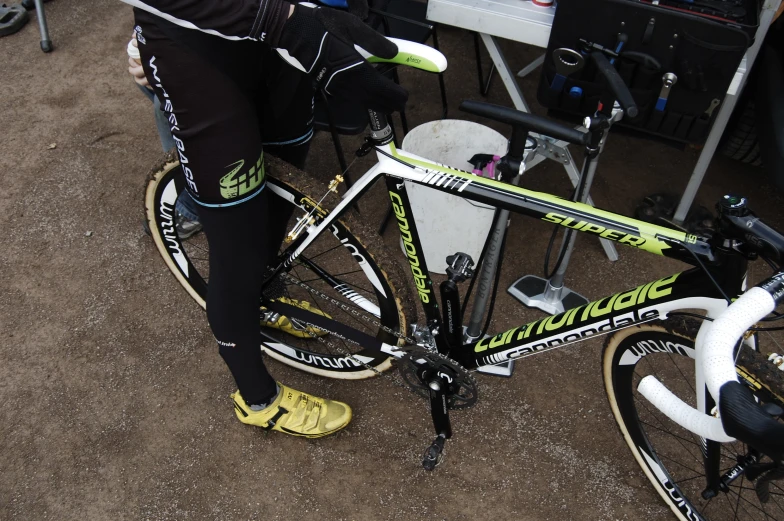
[135,11,279,404]
[257,53,316,246]
[135,12,351,435]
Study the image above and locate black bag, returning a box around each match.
[536,0,759,144]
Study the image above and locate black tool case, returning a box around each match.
[536,0,760,144]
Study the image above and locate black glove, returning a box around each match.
[277,3,408,114]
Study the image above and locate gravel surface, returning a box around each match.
[2,2,783,520]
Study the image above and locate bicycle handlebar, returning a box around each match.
[639,276,784,459]
[708,282,784,459]
[591,51,639,119]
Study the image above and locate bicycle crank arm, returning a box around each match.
[440,279,463,350]
[422,375,453,471]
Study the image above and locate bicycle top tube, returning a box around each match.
[372,141,713,265]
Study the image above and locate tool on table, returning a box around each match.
[610,33,628,65]
[655,72,678,112]
[550,48,585,92]
[579,39,662,71]
[703,98,721,119]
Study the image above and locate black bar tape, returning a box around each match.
[719,381,784,461]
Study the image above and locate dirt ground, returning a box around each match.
[2,2,784,520]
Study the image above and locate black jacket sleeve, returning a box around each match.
[121,0,290,45]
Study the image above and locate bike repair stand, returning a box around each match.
[0,0,53,52]
[509,104,624,315]
[0,4,28,38]
[462,141,537,378]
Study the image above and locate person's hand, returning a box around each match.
[127,35,150,89]
[277,3,407,114]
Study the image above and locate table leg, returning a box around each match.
[479,33,529,112]
[516,54,545,78]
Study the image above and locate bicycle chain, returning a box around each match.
[277,271,479,408]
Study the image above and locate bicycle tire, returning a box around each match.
[603,319,784,521]
[144,151,414,379]
[721,99,763,167]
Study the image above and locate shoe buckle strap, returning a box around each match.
[263,406,289,430]
[234,402,249,418]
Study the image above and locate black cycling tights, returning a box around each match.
[134,10,316,405]
[200,176,299,406]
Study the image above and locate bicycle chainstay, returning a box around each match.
[275,271,479,408]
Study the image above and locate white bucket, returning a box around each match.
[400,120,508,274]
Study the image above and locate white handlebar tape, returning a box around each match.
[637,286,775,441]
[703,287,775,400]
[638,376,735,442]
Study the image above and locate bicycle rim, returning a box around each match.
[603,322,784,521]
[144,155,409,379]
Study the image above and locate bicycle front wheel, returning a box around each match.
[603,320,784,521]
[144,152,413,379]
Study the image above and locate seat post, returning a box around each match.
[320,88,354,189]
[431,26,448,118]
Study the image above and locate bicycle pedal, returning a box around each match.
[422,434,446,471]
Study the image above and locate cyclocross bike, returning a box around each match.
[144,39,784,521]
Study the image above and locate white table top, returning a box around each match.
[428,0,751,94]
[427,0,555,49]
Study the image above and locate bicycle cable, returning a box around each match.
[543,187,577,279]
[675,237,734,305]
[477,216,510,339]
[663,311,784,333]
[543,157,586,279]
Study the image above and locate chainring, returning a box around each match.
[398,348,479,409]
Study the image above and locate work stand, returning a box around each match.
[0,0,52,52]
[477,35,619,316]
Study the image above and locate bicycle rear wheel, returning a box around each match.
[603,320,784,521]
[144,152,413,379]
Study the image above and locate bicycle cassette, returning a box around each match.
[398,348,479,409]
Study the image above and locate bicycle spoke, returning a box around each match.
[306,242,344,261]
[636,398,705,464]
[725,483,779,521]
[666,351,696,395]
[699,495,713,518]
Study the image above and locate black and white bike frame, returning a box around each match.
[273,127,747,403]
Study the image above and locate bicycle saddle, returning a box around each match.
[356,37,448,73]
